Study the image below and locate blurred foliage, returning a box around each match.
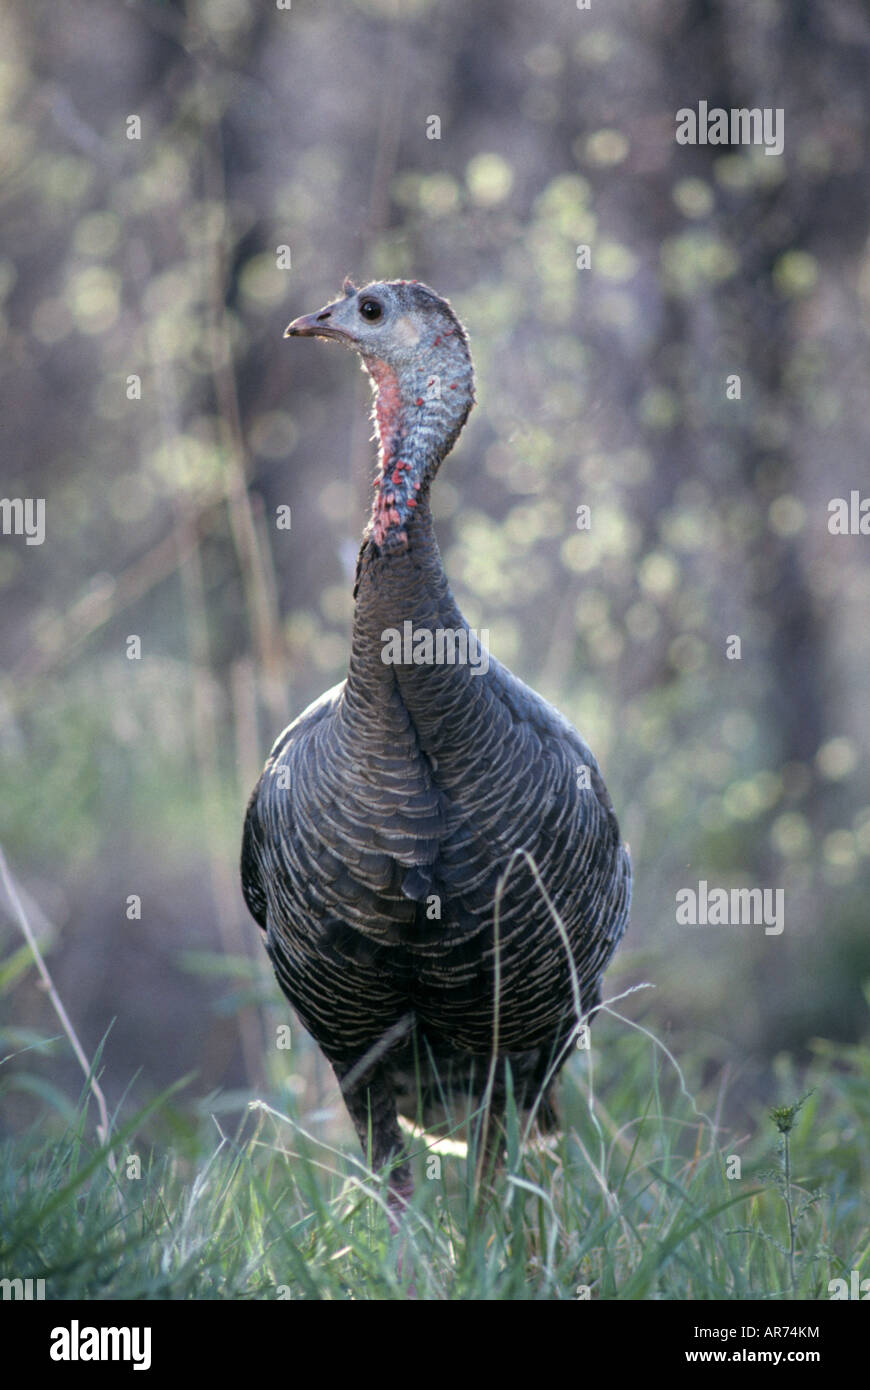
[0,0,869,1142]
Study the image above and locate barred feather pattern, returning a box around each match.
[242,498,631,1154]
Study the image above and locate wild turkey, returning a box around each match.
[241,277,631,1217]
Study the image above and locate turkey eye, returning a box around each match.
[359,299,383,322]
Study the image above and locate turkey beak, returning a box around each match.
[284,307,350,342]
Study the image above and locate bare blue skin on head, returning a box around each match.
[286,279,476,551]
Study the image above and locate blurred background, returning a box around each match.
[1,0,869,1144]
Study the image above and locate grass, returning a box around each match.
[1,1015,867,1301]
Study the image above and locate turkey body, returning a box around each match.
[241,277,631,1199]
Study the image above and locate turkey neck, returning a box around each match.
[345,487,493,770]
[345,492,458,694]
[341,336,478,751]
